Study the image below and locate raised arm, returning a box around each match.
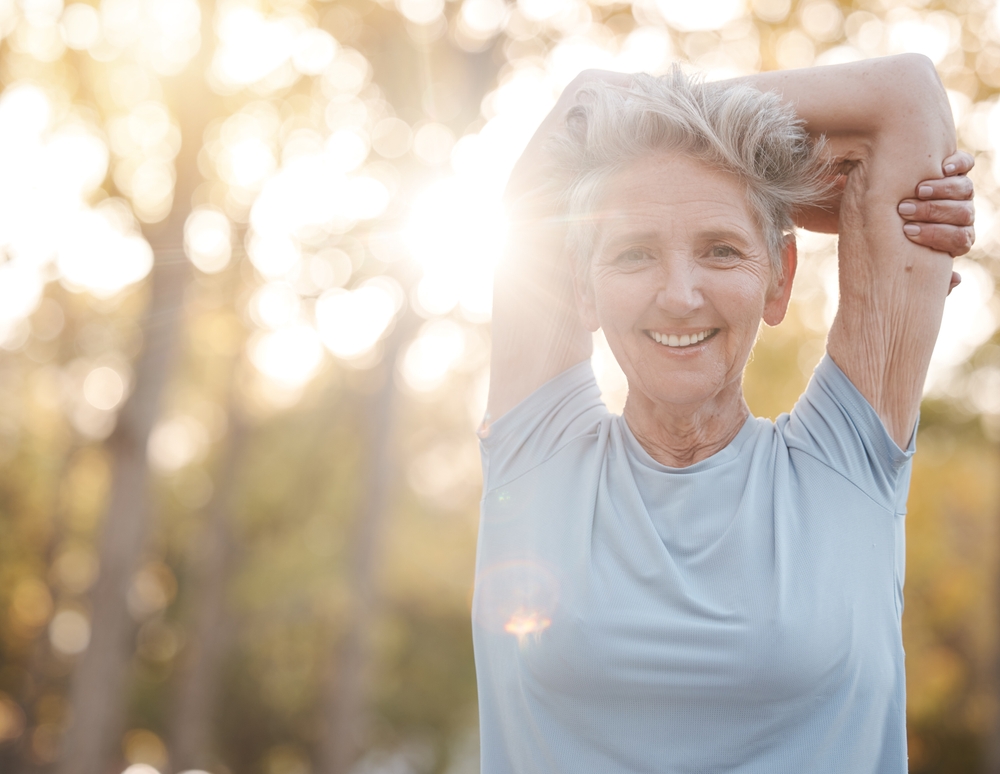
[487,71,630,422]
[487,57,969,433]
[745,55,958,446]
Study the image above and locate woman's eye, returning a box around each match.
[617,249,649,263]
[709,245,740,260]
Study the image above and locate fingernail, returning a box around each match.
[918,185,933,198]
[945,164,956,174]
[898,202,917,215]
[903,224,920,236]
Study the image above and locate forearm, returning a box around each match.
[812,58,957,446]
[731,55,955,232]
[488,211,592,420]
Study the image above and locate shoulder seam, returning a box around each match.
[788,446,899,516]
[482,425,603,496]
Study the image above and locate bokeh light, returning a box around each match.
[0,83,155,316]
[147,415,210,472]
[248,323,324,387]
[401,320,467,392]
[49,610,91,656]
[82,366,126,411]
[404,177,507,322]
[0,0,998,772]
[316,278,402,360]
[927,259,997,391]
[57,204,154,298]
[184,207,233,274]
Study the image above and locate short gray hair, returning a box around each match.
[546,68,830,276]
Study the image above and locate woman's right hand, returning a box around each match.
[504,70,631,207]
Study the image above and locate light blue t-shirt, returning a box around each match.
[473,354,914,774]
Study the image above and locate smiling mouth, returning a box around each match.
[647,328,719,348]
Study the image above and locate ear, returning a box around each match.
[574,262,600,333]
[762,234,797,327]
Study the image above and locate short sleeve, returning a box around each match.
[479,360,608,491]
[781,353,916,510]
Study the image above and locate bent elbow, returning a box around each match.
[861,54,954,158]
[888,54,952,126]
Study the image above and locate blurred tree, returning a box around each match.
[0,0,995,774]
[57,3,219,772]
[319,315,409,774]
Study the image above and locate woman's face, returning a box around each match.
[577,152,796,413]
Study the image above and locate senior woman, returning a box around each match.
[472,55,976,774]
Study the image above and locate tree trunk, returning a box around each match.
[318,317,411,774]
[167,407,247,773]
[988,448,1000,774]
[56,240,190,774]
[57,4,218,772]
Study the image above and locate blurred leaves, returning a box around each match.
[0,0,996,772]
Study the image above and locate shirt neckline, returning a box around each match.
[619,412,759,474]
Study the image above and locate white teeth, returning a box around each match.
[650,329,714,348]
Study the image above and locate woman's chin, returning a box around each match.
[626,372,736,415]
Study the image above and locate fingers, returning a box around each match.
[898,198,974,227]
[947,271,962,296]
[902,223,975,257]
[909,174,974,202]
[942,150,975,177]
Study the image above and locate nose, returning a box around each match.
[653,259,702,318]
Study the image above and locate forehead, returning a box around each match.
[594,152,764,247]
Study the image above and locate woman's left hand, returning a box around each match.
[897,150,975,294]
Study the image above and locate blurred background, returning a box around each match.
[0,0,996,772]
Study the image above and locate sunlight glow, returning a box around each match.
[249,282,301,330]
[60,3,100,50]
[101,0,201,75]
[926,259,998,392]
[212,5,305,87]
[316,278,402,360]
[591,330,629,414]
[0,262,44,330]
[248,324,324,387]
[412,122,455,165]
[397,0,444,25]
[57,204,154,298]
[401,320,466,392]
[82,366,126,411]
[885,11,959,65]
[147,416,210,472]
[0,83,148,308]
[217,135,276,191]
[107,101,180,222]
[292,27,338,75]
[655,0,745,30]
[184,208,232,274]
[404,177,506,321]
[248,127,390,278]
[460,0,507,36]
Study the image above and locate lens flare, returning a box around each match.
[473,560,560,644]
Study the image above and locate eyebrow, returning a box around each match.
[600,225,757,252]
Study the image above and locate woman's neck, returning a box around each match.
[623,386,750,468]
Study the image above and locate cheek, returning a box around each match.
[715,272,770,323]
[592,274,651,326]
